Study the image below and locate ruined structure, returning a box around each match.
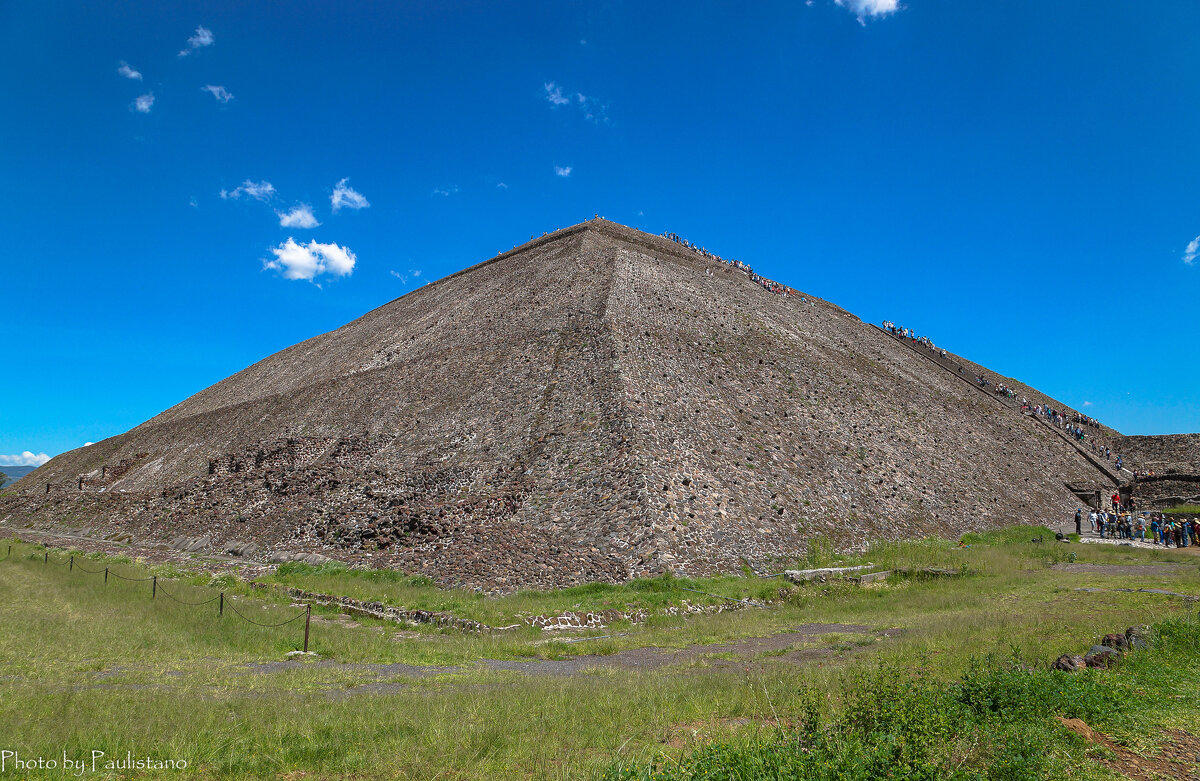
[2,219,1167,590]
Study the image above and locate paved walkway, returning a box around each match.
[1051,514,1200,555]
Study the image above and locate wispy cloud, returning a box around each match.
[220,180,276,201]
[834,0,901,24]
[117,61,142,80]
[544,82,571,106]
[1082,401,1093,407]
[496,182,509,190]
[179,25,214,57]
[0,451,51,467]
[201,84,234,103]
[331,178,369,212]
[264,238,356,282]
[545,81,610,124]
[277,204,320,228]
[432,185,459,196]
[1184,235,1200,265]
[389,268,423,285]
[132,93,155,113]
[575,93,609,124]
[554,165,572,178]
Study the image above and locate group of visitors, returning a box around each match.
[662,231,798,298]
[881,321,953,360]
[1077,507,1199,546]
[1025,402,1123,466]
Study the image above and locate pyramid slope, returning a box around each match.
[5,220,1112,589]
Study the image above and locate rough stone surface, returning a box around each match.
[0,219,1132,591]
[1101,632,1131,652]
[1052,654,1086,672]
[1084,644,1121,668]
[1125,625,1152,650]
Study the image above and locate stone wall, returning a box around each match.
[1120,434,1200,475]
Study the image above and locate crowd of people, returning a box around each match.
[879,318,1129,472]
[662,232,798,298]
[1078,507,1198,547]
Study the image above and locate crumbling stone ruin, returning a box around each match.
[1,219,1177,591]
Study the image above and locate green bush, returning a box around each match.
[604,650,1134,781]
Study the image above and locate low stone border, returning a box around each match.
[248,582,491,633]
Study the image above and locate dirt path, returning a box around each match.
[1051,562,1196,575]
[238,623,901,697]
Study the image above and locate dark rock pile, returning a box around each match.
[1053,625,1151,670]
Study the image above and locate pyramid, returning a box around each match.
[3,219,1116,589]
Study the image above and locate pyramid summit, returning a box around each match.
[4,219,1127,589]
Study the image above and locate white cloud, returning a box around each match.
[277,204,320,228]
[834,0,901,24]
[554,165,572,177]
[117,61,142,80]
[83,442,94,447]
[132,93,155,113]
[544,82,570,106]
[264,238,356,281]
[331,178,369,212]
[0,451,51,467]
[1184,235,1200,265]
[432,185,459,196]
[576,93,610,124]
[220,179,276,201]
[179,25,214,57]
[389,268,423,284]
[1082,401,1093,407]
[496,182,508,189]
[545,81,610,124]
[201,84,234,103]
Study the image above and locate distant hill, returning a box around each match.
[0,465,38,489]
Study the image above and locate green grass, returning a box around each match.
[604,619,1200,781]
[1161,504,1200,514]
[0,528,1198,779]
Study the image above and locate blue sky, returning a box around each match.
[2,0,1198,466]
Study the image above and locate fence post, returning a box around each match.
[219,592,224,617]
[304,604,311,653]
[44,551,48,564]
[104,567,108,584]
[70,555,73,572]
[152,575,157,599]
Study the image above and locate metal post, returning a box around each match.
[219,592,224,617]
[152,575,157,599]
[44,551,48,564]
[104,567,108,584]
[303,604,311,653]
[70,555,73,572]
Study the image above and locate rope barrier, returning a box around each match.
[155,584,222,606]
[12,541,314,652]
[108,568,156,580]
[225,600,307,627]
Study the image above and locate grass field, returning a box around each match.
[0,528,1197,779]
